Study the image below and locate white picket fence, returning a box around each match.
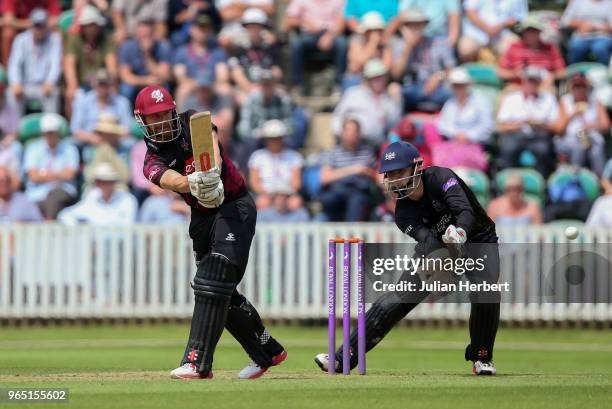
[0,223,611,321]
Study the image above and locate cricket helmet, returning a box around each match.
[134,85,181,143]
[379,141,424,199]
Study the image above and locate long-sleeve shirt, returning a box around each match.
[332,84,401,144]
[70,90,132,134]
[438,93,494,144]
[7,30,62,86]
[58,187,138,226]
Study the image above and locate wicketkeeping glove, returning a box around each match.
[442,225,467,244]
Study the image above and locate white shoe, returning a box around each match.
[238,350,288,379]
[472,360,496,375]
[314,353,339,373]
[170,363,213,379]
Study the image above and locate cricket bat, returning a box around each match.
[189,111,215,172]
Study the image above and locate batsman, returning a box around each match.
[137,85,287,379]
[316,141,500,375]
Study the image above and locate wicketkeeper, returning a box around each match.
[316,141,501,375]
[137,85,287,379]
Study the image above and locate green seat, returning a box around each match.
[546,219,585,228]
[58,9,74,34]
[547,166,600,202]
[0,66,6,83]
[496,168,546,205]
[452,167,490,207]
[19,113,69,143]
[461,63,503,89]
[566,62,607,77]
[130,120,145,140]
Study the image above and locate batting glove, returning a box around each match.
[442,225,467,244]
[198,180,225,208]
[188,167,221,200]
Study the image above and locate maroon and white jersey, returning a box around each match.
[143,110,246,214]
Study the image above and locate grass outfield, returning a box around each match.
[0,324,611,409]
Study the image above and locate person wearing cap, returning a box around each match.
[333,58,401,145]
[555,72,609,176]
[344,12,392,90]
[343,0,398,33]
[319,118,378,221]
[227,8,280,97]
[436,67,493,171]
[57,162,138,226]
[71,69,132,145]
[0,0,61,66]
[496,66,561,177]
[136,85,287,380]
[391,9,454,113]
[23,113,79,220]
[315,140,501,376]
[284,0,347,93]
[111,0,169,44]
[216,0,274,49]
[487,173,542,226]
[238,68,293,144]
[64,5,116,111]
[248,119,304,211]
[173,13,229,109]
[498,17,566,87]
[458,0,527,63]
[168,1,221,47]
[7,8,62,115]
[561,0,612,66]
[182,71,234,135]
[118,19,172,102]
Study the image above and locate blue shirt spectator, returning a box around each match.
[139,189,191,224]
[398,0,459,41]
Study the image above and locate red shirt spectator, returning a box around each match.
[1,0,61,19]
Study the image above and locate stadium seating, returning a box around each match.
[547,166,600,202]
[18,113,70,143]
[452,166,490,207]
[495,168,546,206]
[58,9,75,34]
[461,63,503,89]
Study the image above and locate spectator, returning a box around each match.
[396,0,460,46]
[0,70,21,161]
[487,173,542,225]
[556,73,610,176]
[217,0,274,48]
[496,66,559,177]
[129,138,151,205]
[112,0,169,44]
[284,0,347,94]
[0,165,42,222]
[382,117,434,167]
[343,0,398,33]
[247,120,304,211]
[64,5,117,113]
[0,0,61,66]
[167,0,221,46]
[459,0,527,63]
[7,9,62,115]
[71,69,132,145]
[333,59,401,145]
[23,113,79,220]
[434,67,493,172]
[228,8,280,99]
[58,162,138,226]
[319,118,378,221]
[182,71,234,136]
[371,196,396,222]
[257,186,310,222]
[498,18,566,87]
[0,131,20,187]
[391,10,454,113]
[118,19,172,102]
[172,14,228,109]
[561,0,612,65]
[139,183,190,223]
[344,12,393,89]
[82,112,133,174]
[586,159,612,227]
[238,69,293,145]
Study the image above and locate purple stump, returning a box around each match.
[357,240,366,375]
[328,240,336,375]
[342,241,351,375]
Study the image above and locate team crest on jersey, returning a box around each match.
[151,89,164,103]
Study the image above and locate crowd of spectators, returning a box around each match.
[0,0,611,227]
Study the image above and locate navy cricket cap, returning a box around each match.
[379,141,423,173]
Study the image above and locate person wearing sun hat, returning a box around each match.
[333,58,401,145]
[344,12,393,90]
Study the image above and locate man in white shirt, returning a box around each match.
[458,0,528,62]
[58,162,138,226]
[496,66,559,176]
[586,160,612,228]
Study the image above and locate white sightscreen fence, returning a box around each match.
[0,223,611,321]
